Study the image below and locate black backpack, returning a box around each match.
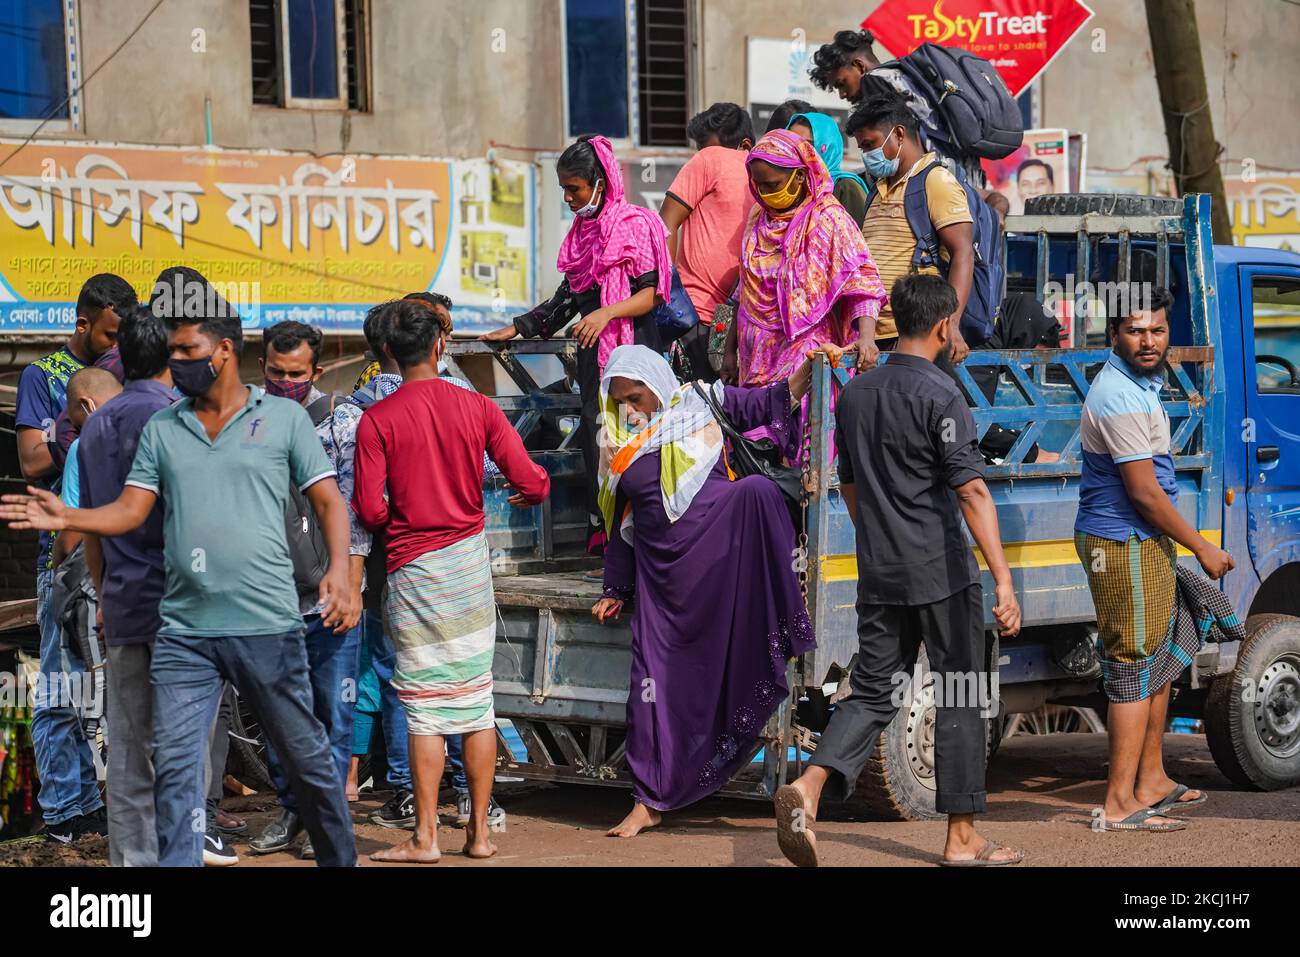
[285,393,342,613]
[892,43,1023,160]
[864,161,1006,344]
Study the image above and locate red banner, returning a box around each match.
[863,0,1093,97]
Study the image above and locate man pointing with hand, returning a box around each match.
[2,280,359,867]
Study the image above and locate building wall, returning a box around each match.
[62,1,1300,177]
[76,0,566,158]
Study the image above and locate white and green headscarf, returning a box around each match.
[597,345,725,544]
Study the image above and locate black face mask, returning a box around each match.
[168,354,221,398]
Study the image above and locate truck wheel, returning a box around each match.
[855,646,942,821]
[1023,193,1184,217]
[1205,614,1300,790]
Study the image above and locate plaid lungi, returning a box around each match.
[384,531,497,736]
[1075,531,1194,703]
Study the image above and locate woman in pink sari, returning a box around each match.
[482,135,671,563]
[722,129,886,441]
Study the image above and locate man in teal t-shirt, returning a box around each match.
[2,288,361,867]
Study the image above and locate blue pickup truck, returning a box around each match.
[459,191,1300,820]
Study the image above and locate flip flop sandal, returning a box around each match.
[939,841,1025,867]
[1148,783,1207,814]
[1104,807,1187,832]
[774,785,818,868]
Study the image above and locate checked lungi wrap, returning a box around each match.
[383,531,496,736]
[1075,531,1197,703]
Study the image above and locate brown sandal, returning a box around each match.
[774,785,818,868]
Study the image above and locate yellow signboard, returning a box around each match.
[0,140,535,332]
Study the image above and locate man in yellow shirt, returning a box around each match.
[849,93,976,370]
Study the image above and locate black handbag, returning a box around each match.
[691,381,804,525]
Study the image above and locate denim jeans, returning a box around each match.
[364,609,411,791]
[32,567,103,826]
[151,630,356,867]
[264,615,362,811]
[446,734,468,794]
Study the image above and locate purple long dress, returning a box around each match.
[602,380,816,811]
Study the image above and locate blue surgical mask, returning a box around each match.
[863,127,903,179]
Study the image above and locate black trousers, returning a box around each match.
[810,584,989,814]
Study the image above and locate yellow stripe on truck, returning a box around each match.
[818,530,1222,581]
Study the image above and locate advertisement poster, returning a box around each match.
[745,36,853,141]
[863,0,1094,97]
[982,128,1071,213]
[0,140,535,334]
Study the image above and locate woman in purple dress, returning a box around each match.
[591,345,818,837]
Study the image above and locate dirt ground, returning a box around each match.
[3,733,1298,867]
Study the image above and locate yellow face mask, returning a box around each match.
[757,168,803,211]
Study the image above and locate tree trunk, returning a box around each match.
[1144,0,1231,244]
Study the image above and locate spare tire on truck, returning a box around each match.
[1204,614,1300,790]
[1023,194,1184,217]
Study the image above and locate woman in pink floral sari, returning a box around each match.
[723,129,886,442]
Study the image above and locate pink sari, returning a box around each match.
[556,136,673,373]
[737,130,886,389]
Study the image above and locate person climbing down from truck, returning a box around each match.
[724,129,886,446]
[1074,286,1235,832]
[590,344,820,838]
[480,135,671,575]
[774,274,1024,868]
[353,299,550,862]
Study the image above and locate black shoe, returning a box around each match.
[370,788,416,829]
[249,809,303,854]
[45,808,107,843]
[203,830,239,867]
[455,792,507,829]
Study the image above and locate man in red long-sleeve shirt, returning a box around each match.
[353,298,548,863]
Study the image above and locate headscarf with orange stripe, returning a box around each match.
[596,345,724,544]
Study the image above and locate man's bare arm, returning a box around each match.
[16,427,55,481]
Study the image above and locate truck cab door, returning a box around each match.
[1240,267,1300,576]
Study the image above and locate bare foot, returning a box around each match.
[774,783,818,867]
[370,835,441,863]
[464,821,498,859]
[605,802,662,838]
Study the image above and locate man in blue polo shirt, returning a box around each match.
[2,294,361,867]
[1074,286,1233,833]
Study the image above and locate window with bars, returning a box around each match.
[249,0,369,111]
[0,0,75,127]
[565,0,693,148]
[636,0,689,148]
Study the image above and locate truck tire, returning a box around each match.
[1023,193,1184,217]
[849,633,1003,822]
[1204,614,1300,790]
[854,645,942,821]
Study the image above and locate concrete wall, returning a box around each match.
[65,1,1300,174]
[76,0,566,158]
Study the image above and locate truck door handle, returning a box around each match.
[1257,446,1280,463]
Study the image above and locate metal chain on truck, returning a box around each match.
[797,378,815,612]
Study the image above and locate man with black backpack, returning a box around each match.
[248,321,364,860]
